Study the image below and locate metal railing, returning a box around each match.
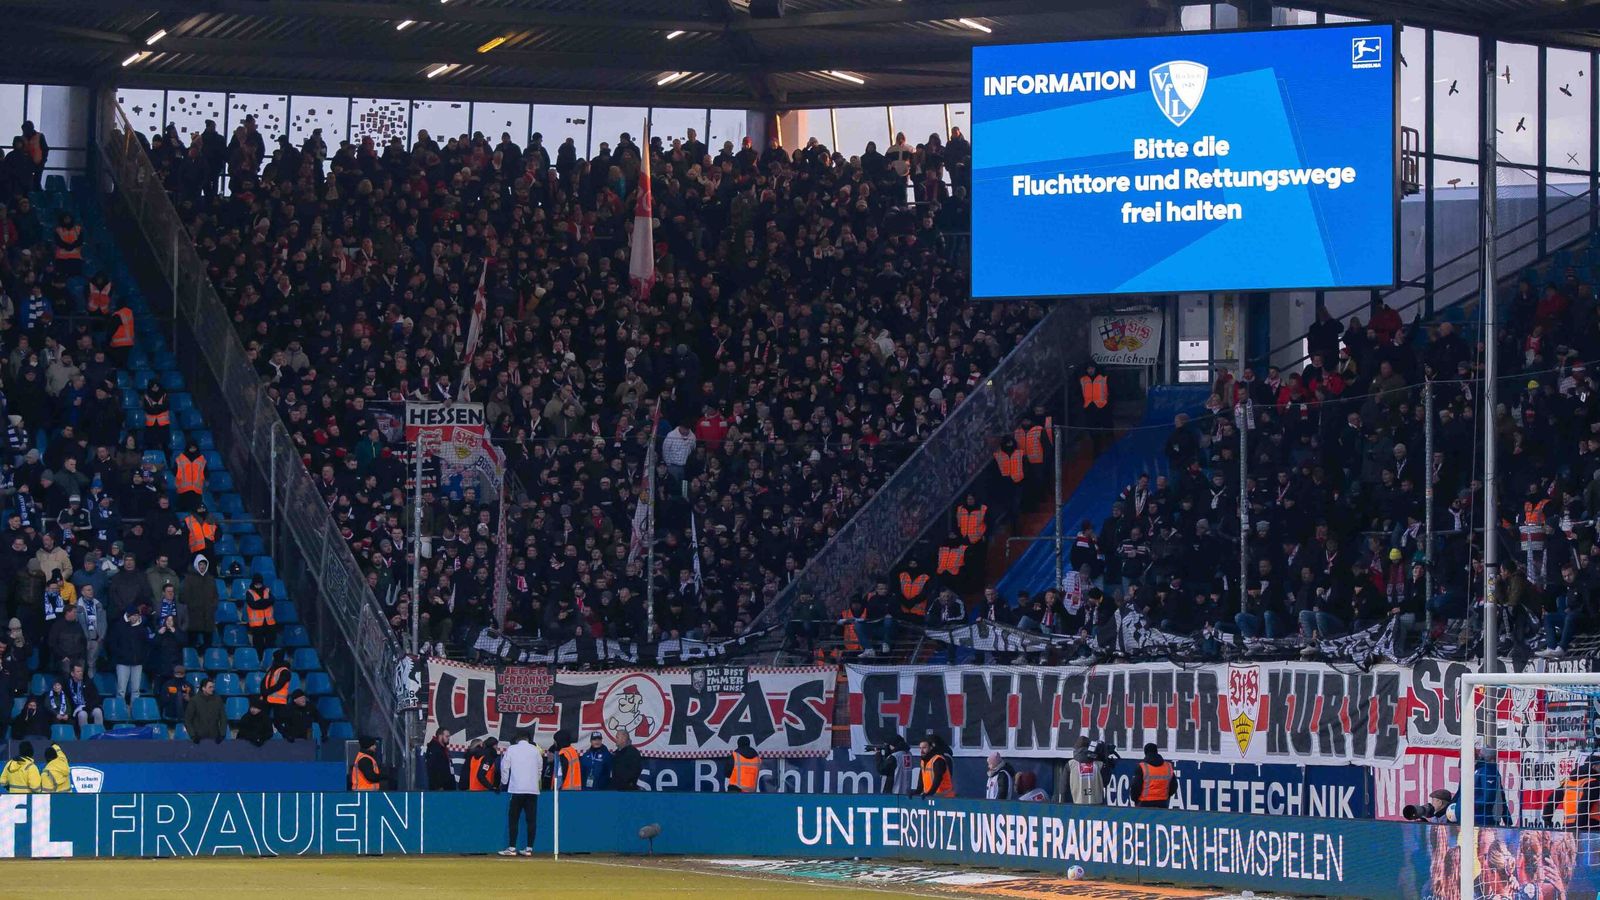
[93,97,404,755]
[756,299,1108,631]
[1260,185,1597,372]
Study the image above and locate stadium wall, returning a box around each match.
[8,790,1576,897]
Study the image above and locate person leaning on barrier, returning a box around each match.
[1131,742,1176,808]
[350,736,386,791]
[40,742,69,793]
[726,735,762,793]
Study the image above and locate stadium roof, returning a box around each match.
[0,0,1593,109]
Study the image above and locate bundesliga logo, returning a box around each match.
[1149,60,1208,126]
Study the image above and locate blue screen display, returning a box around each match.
[971,24,1397,298]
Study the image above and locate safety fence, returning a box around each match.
[2,789,1570,900]
[92,96,404,754]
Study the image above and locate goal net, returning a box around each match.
[1457,673,1600,900]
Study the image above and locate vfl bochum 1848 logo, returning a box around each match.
[1150,60,1208,126]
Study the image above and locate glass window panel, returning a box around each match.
[531,104,587,161]
[350,97,408,148]
[287,95,349,167]
[946,103,971,139]
[889,104,946,149]
[0,84,28,143]
[1432,32,1480,159]
[1434,158,1478,189]
[707,108,748,157]
[1401,27,1426,149]
[833,105,889,157]
[1548,47,1591,172]
[1213,4,1240,29]
[164,89,225,147]
[796,108,833,151]
[409,99,469,149]
[27,85,87,173]
[1495,42,1538,165]
[1324,13,1366,22]
[587,105,648,157]
[116,88,165,139]
[649,106,707,151]
[1180,5,1210,31]
[1272,7,1317,25]
[471,102,529,145]
[227,94,288,145]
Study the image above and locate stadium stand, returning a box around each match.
[0,150,342,742]
[134,121,1040,659]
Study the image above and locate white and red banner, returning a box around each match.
[425,659,836,758]
[404,401,503,488]
[627,123,655,295]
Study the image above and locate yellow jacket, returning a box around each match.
[41,747,70,793]
[1,757,40,793]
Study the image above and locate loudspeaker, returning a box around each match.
[749,0,784,18]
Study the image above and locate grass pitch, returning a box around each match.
[5,856,919,898]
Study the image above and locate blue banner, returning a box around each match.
[971,23,1397,298]
[66,763,345,795]
[1105,760,1371,819]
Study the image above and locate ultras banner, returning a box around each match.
[846,659,1476,766]
[426,659,836,758]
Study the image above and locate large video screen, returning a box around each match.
[971,23,1398,299]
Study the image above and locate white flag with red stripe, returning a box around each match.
[628,122,655,296]
[458,259,488,400]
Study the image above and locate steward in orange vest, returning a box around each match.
[1014,417,1053,465]
[993,438,1025,485]
[838,598,867,657]
[911,736,955,798]
[53,213,82,273]
[186,507,218,556]
[1132,743,1177,808]
[175,443,206,512]
[109,307,135,352]
[1080,370,1109,409]
[727,736,763,793]
[142,381,170,450]
[936,540,967,577]
[87,274,113,314]
[262,649,292,708]
[244,574,277,652]
[350,736,385,791]
[552,730,582,791]
[467,738,502,791]
[956,500,987,544]
[897,560,930,620]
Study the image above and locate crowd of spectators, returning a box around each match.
[0,120,325,742]
[138,114,1041,656]
[947,283,1600,665]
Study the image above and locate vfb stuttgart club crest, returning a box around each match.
[1226,664,1261,755]
[1150,61,1208,126]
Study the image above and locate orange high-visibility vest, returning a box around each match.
[468,754,500,791]
[1560,775,1593,821]
[246,587,276,628]
[264,664,290,705]
[558,745,582,790]
[899,572,928,600]
[1081,374,1108,409]
[921,754,955,798]
[54,225,81,261]
[728,753,762,792]
[350,751,381,790]
[994,448,1024,483]
[1016,424,1050,464]
[186,517,217,553]
[936,545,966,575]
[841,619,861,653]
[175,455,206,495]
[87,282,112,314]
[1138,761,1174,802]
[110,308,135,348]
[1525,499,1549,526]
[957,506,987,543]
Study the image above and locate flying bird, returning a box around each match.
[1560,84,1573,97]
[1448,80,1459,96]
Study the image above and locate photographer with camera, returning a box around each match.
[1068,736,1116,805]
[868,732,913,794]
[1403,789,1456,823]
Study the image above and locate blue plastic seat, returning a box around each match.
[193,430,215,450]
[103,697,130,723]
[80,723,105,740]
[131,697,160,722]
[238,533,263,555]
[215,602,239,625]
[250,557,276,580]
[303,672,334,696]
[282,625,310,648]
[178,409,204,431]
[185,672,205,690]
[51,724,76,743]
[312,723,323,743]
[10,697,22,718]
[215,673,242,697]
[316,697,345,721]
[224,696,248,721]
[158,370,184,391]
[232,646,260,671]
[29,673,49,696]
[203,647,231,671]
[291,648,321,672]
[243,672,264,696]
[217,494,245,517]
[44,174,66,192]
[182,647,201,671]
[276,601,299,624]
[169,392,194,413]
[215,534,237,555]
[222,625,249,648]
[327,721,354,741]
[172,724,189,741]
[93,672,116,696]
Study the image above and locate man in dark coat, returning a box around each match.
[425,728,457,790]
[180,555,219,647]
[610,729,643,790]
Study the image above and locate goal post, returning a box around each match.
[1458,672,1600,900]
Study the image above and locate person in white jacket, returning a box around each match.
[499,731,544,857]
